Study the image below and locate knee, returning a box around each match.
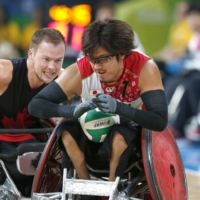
[112,132,127,149]
[61,131,75,148]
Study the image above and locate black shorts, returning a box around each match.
[56,119,141,168]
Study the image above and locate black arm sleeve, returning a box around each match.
[28,81,76,119]
[116,89,168,131]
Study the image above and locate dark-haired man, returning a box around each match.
[29,19,168,200]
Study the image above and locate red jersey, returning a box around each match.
[77,51,151,109]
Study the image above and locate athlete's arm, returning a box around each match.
[57,67,64,76]
[139,59,164,93]
[0,59,13,96]
[55,62,82,98]
[92,60,168,131]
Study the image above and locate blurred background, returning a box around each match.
[0,0,200,199]
[0,0,197,62]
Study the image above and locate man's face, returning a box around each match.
[88,46,124,83]
[30,41,65,84]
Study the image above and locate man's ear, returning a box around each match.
[119,54,125,62]
[28,49,33,59]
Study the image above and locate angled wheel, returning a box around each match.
[142,127,188,200]
[31,123,63,195]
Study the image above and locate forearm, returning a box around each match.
[29,81,96,119]
[29,98,75,119]
[116,90,168,131]
[28,81,75,119]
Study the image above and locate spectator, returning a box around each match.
[167,2,200,139]
[175,75,200,140]
[154,1,193,81]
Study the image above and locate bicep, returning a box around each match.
[55,63,82,99]
[139,60,164,94]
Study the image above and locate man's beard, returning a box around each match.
[33,64,46,83]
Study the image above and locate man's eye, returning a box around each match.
[99,57,108,63]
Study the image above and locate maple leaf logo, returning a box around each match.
[0,107,37,129]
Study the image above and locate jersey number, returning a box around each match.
[122,80,129,98]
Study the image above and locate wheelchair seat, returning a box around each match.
[31,121,188,200]
[17,142,46,155]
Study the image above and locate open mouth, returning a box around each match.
[44,71,55,78]
[97,71,105,75]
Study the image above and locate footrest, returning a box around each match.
[62,168,119,200]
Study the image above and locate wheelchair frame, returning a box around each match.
[0,118,188,200]
[0,118,56,200]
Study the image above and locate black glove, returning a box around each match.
[92,94,117,113]
[73,100,97,118]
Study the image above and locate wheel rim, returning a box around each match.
[142,128,188,200]
[32,131,63,193]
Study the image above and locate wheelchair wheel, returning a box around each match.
[31,127,63,194]
[142,128,188,200]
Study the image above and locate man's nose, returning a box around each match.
[93,62,102,69]
[48,61,55,69]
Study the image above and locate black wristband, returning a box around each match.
[116,101,136,119]
[58,105,76,118]
[115,89,168,131]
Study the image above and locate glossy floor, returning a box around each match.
[177,138,200,200]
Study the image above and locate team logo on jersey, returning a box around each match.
[0,108,36,129]
[105,87,116,93]
[90,90,101,96]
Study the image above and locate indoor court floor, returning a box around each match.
[176,138,200,200]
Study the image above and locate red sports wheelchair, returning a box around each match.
[0,118,188,200]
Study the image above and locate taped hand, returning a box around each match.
[92,94,117,113]
[73,100,96,118]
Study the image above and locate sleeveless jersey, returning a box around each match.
[0,58,46,142]
[77,51,151,109]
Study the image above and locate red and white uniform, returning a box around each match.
[77,51,151,110]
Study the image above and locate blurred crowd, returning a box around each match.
[154,1,200,142]
[0,2,43,58]
[0,0,122,59]
[0,0,200,142]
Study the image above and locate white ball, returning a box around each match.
[79,108,120,142]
